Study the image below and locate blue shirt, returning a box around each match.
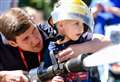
[90,0,120,35]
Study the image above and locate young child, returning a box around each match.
[48,0,99,82]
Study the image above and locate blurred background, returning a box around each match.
[0,0,58,20]
[0,0,92,20]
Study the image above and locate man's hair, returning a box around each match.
[0,8,32,40]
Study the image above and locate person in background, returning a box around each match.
[0,0,18,14]
[90,0,120,35]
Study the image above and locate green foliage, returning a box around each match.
[18,0,57,19]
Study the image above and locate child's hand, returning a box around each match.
[51,76,64,82]
[56,47,74,62]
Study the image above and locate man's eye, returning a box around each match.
[24,37,28,40]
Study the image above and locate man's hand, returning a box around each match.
[0,70,29,82]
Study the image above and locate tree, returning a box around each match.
[18,0,57,19]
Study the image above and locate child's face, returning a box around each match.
[58,20,84,41]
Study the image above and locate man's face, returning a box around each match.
[58,20,84,41]
[10,25,43,52]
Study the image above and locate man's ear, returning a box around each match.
[8,40,18,47]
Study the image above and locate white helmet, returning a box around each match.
[50,0,94,32]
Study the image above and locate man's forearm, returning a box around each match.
[57,35,112,62]
[70,38,111,56]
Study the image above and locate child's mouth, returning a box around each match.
[76,33,81,36]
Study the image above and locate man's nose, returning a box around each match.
[31,36,40,44]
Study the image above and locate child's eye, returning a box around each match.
[75,22,79,25]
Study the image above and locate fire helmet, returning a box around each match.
[50,0,94,32]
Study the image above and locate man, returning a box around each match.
[0,8,53,82]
